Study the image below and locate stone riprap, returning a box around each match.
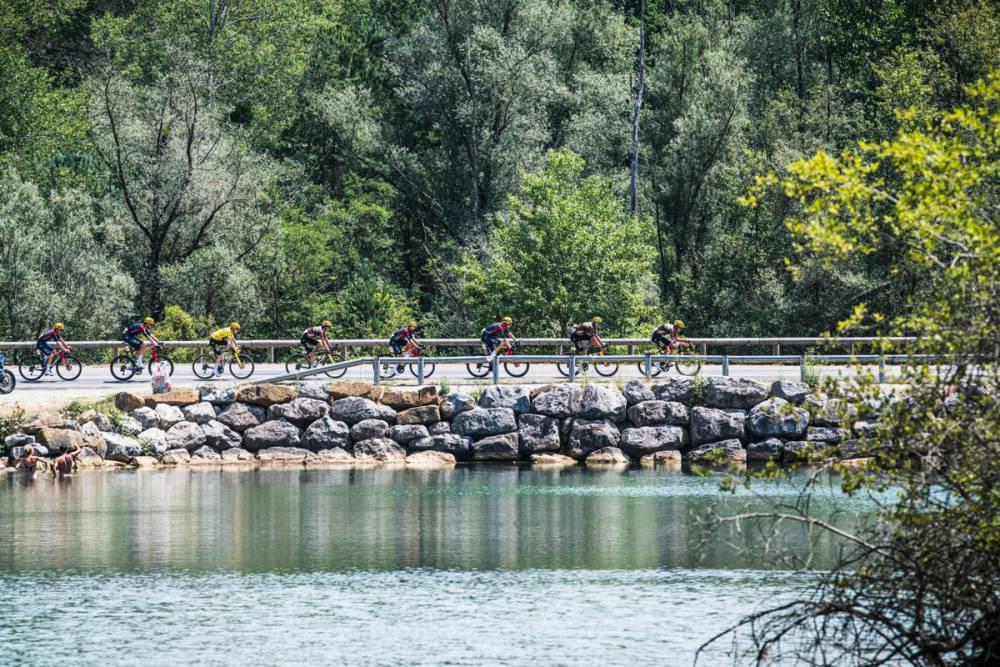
[3,378,886,474]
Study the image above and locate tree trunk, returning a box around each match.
[628,0,646,214]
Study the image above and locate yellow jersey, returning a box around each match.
[209,328,235,342]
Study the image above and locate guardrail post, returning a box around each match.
[627,344,634,355]
[568,355,576,383]
[373,357,381,385]
[700,343,707,356]
[800,355,807,382]
[492,358,500,384]
[722,354,730,376]
[772,343,780,356]
[878,356,886,384]
[417,357,425,385]
[268,346,275,364]
[643,353,652,378]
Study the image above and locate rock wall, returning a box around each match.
[2,377,883,473]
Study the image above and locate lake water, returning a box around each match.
[0,466,872,665]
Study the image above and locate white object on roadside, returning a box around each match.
[151,362,172,394]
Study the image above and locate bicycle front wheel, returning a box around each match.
[322,348,349,379]
[504,359,530,378]
[407,361,436,380]
[110,354,137,381]
[674,352,702,376]
[636,361,663,377]
[148,355,175,377]
[192,353,217,380]
[0,369,15,394]
[594,359,618,377]
[466,361,493,379]
[57,355,83,381]
[230,352,255,379]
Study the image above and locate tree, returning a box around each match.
[457,149,655,336]
[707,73,1000,665]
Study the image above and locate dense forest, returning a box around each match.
[0,0,997,341]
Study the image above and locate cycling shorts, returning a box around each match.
[209,339,227,355]
[35,341,54,355]
[651,333,670,348]
[123,335,143,350]
[301,335,319,350]
[390,341,404,356]
[481,333,500,353]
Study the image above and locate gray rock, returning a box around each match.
[452,408,517,438]
[200,386,236,404]
[221,447,255,462]
[517,413,561,454]
[154,403,185,429]
[119,416,143,436]
[428,421,451,436]
[747,397,809,438]
[160,448,191,465]
[302,417,350,451]
[104,433,142,463]
[166,421,207,452]
[216,402,264,433]
[651,378,693,404]
[298,381,329,401]
[137,428,168,456]
[182,401,217,425]
[478,385,531,414]
[532,384,583,417]
[329,397,396,425]
[472,433,519,461]
[4,434,34,448]
[782,441,814,462]
[268,397,330,426]
[257,447,312,464]
[200,420,242,450]
[94,413,114,432]
[10,444,48,459]
[62,419,81,432]
[75,447,104,469]
[853,421,879,438]
[747,438,784,462]
[440,392,476,420]
[353,438,406,464]
[627,400,689,427]
[687,439,746,465]
[771,380,810,404]
[530,452,577,467]
[389,424,429,445]
[620,426,687,457]
[804,396,858,426]
[396,405,441,425]
[565,418,620,459]
[132,407,160,431]
[313,448,354,464]
[578,384,627,421]
[806,427,850,443]
[639,450,682,467]
[243,419,302,452]
[80,421,102,437]
[623,380,655,405]
[410,434,473,458]
[704,377,770,410]
[190,446,221,462]
[691,407,746,445]
[585,446,630,465]
[351,418,390,443]
[405,450,456,467]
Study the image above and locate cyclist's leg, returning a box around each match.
[210,340,224,373]
[123,336,142,366]
[390,340,404,372]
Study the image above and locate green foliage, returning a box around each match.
[436,381,450,397]
[330,266,415,338]
[458,149,656,336]
[0,405,26,447]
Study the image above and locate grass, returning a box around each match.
[437,381,451,397]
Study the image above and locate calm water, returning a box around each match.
[0,467,872,665]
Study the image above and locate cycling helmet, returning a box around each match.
[230,322,241,331]
[144,317,155,325]
[502,316,513,325]
[54,322,65,331]
[674,319,685,329]
[408,320,417,329]
[592,316,603,324]
[322,320,333,328]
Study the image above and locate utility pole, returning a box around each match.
[628,0,646,214]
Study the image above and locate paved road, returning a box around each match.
[1,358,895,414]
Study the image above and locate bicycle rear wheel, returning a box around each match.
[230,352,255,379]
[57,355,83,381]
[192,353,217,380]
[18,355,45,381]
[636,361,663,377]
[110,354,137,381]
[556,360,590,376]
[503,359,530,377]
[466,361,493,379]
[284,352,309,375]
[407,360,436,380]
[0,369,15,394]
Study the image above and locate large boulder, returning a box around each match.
[221,447,255,463]
[853,421,879,438]
[687,439,746,465]
[256,447,311,464]
[651,378,693,404]
[704,377,770,410]
[639,450,682,467]
[22,413,65,433]
[623,380,655,405]
[396,405,441,426]
[405,450,456,468]
[532,384,582,417]
[472,433,519,461]
[166,421,207,452]
[199,386,235,405]
[312,448,354,465]
[217,402,265,433]
[578,385,627,421]
[691,407,746,446]
[243,419,301,452]
[4,433,34,448]
[267,397,329,425]
[440,392,476,420]
[747,438,784,462]
[380,386,438,410]
[302,417,350,451]
[529,452,577,467]
[329,397,396,425]
[104,433,142,463]
[803,396,858,426]
[31,427,86,452]
[132,407,160,431]
[200,420,242,450]
[585,447,630,466]
[389,425,429,446]
[351,419,390,443]
[75,447,104,470]
[160,448,191,465]
[478,386,531,414]
[565,419,620,459]
[452,408,517,438]
[144,389,199,407]
[327,381,383,401]
[627,401,689,427]
[118,415,144,437]
[806,427,850,443]
[137,428,168,456]
[782,441,814,462]
[353,438,406,464]
[190,446,222,463]
[298,382,329,401]
[620,426,687,457]
[428,421,451,436]
[155,403,185,429]
[410,434,472,459]
[113,392,144,412]
[517,414,561,454]
[771,380,810,404]
[746,397,809,439]
[235,384,296,407]
[182,401,217,425]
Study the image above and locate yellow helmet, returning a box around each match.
[592,316,603,324]
[322,320,333,328]
[674,319,685,329]
[230,321,241,331]
[502,316,513,325]
[54,322,65,331]
[408,320,417,329]
[144,317,155,326]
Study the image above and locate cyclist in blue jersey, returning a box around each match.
[481,317,514,358]
[122,317,161,369]
[35,323,71,375]
[389,321,421,373]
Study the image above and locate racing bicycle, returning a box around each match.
[110,344,175,381]
[381,341,436,380]
[466,339,530,378]
[636,343,702,377]
[192,346,255,380]
[556,343,618,377]
[0,352,15,394]
[284,344,349,379]
[19,346,83,382]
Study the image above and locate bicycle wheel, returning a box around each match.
[556,360,589,376]
[229,352,255,379]
[148,355,175,377]
[636,361,663,377]
[407,361,436,380]
[594,359,619,377]
[466,360,493,379]
[503,359,530,377]
[674,351,702,376]
[192,353,217,380]
[57,355,83,381]
[284,352,309,375]
[19,355,45,381]
[0,369,15,394]
[322,348,349,379]
[110,354,137,381]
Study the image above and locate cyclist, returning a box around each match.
[122,317,161,370]
[389,320,421,373]
[301,320,333,367]
[652,319,689,351]
[208,322,241,377]
[481,317,514,358]
[36,323,71,376]
[569,317,605,354]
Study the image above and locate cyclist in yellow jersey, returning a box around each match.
[208,322,241,377]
